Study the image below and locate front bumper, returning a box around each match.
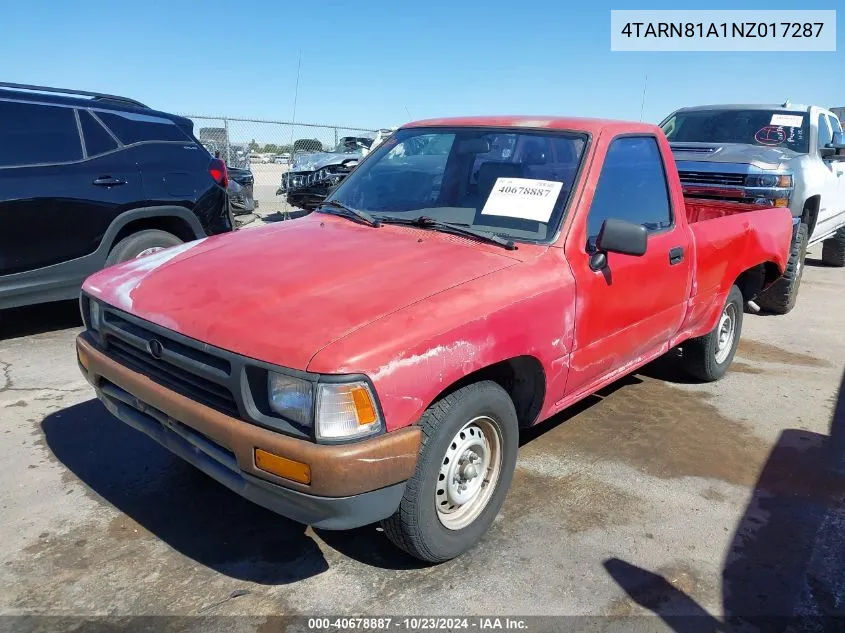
[76,336,421,529]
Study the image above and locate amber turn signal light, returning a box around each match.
[254,448,311,484]
[77,345,90,371]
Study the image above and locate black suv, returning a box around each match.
[0,82,233,309]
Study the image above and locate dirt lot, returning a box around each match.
[1,240,844,629]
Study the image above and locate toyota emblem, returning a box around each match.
[148,339,164,360]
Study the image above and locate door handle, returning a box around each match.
[669,246,684,265]
[93,176,127,187]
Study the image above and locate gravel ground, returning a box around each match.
[1,241,843,631]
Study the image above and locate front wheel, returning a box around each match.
[381,381,519,563]
[821,227,845,267]
[756,221,808,314]
[682,285,744,382]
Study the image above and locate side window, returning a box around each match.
[0,101,82,167]
[79,110,118,157]
[586,136,672,243]
[817,114,833,149]
[828,114,842,136]
[97,111,190,145]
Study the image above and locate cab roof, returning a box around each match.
[401,115,662,136]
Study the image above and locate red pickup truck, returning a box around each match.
[76,116,793,562]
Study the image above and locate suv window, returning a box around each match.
[586,136,672,243]
[79,110,118,157]
[818,114,833,149]
[0,101,82,167]
[827,114,842,136]
[97,111,190,145]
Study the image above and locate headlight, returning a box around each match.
[315,381,383,440]
[89,300,101,332]
[268,372,313,426]
[746,174,793,188]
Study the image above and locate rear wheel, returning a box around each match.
[105,229,183,267]
[821,227,845,267]
[756,222,808,314]
[381,381,518,563]
[682,285,743,382]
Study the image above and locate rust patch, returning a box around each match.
[521,375,770,486]
[730,361,765,375]
[502,468,642,532]
[737,339,828,368]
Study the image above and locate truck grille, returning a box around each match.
[101,310,239,418]
[678,171,746,187]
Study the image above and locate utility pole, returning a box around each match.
[639,74,648,122]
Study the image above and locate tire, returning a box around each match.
[821,227,845,267]
[756,222,808,315]
[105,230,183,267]
[682,285,743,382]
[381,381,519,563]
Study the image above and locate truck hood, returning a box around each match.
[670,142,799,171]
[82,215,519,370]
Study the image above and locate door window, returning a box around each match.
[818,114,833,150]
[0,101,82,167]
[97,111,190,145]
[585,136,672,244]
[828,115,842,136]
[80,110,119,156]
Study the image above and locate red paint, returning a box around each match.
[83,117,793,433]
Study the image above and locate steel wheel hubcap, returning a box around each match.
[715,303,736,364]
[435,416,502,530]
[135,247,165,259]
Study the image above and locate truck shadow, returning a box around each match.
[0,300,82,340]
[603,366,845,631]
[41,399,329,585]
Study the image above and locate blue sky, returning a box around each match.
[3,0,841,129]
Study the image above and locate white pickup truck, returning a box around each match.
[661,103,845,313]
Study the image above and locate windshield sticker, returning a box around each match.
[481,178,563,223]
[755,126,786,146]
[770,114,804,127]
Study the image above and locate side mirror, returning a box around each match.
[825,131,845,160]
[590,218,648,270]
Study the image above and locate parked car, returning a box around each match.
[661,102,845,313]
[277,136,376,211]
[76,116,792,563]
[0,82,233,310]
[272,154,290,165]
[227,167,257,215]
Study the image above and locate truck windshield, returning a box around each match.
[662,109,809,153]
[326,127,588,243]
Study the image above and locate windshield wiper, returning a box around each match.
[379,216,516,250]
[319,200,381,227]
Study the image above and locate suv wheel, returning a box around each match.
[381,381,518,563]
[756,222,808,314]
[821,227,845,267]
[106,230,183,267]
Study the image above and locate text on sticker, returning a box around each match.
[770,114,804,127]
[481,178,564,223]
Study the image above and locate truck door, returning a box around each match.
[811,112,845,240]
[826,114,845,224]
[564,135,691,396]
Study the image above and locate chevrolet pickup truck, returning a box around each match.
[76,116,793,563]
[661,103,845,313]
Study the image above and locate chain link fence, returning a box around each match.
[183,115,377,218]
